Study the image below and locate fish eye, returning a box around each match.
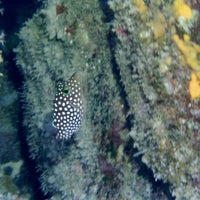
[62,86,70,96]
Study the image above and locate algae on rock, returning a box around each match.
[109,0,200,199]
[15,0,156,199]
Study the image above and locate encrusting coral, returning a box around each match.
[14,0,200,199]
[15,0,160,199]
[109,0,200,199]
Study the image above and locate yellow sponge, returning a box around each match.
[189,72,200,99]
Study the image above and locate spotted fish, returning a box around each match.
[52,73,83,139]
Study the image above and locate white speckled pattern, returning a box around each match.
[52,74,83,139]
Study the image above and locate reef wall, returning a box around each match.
[15,0,157,199]
[15,0,200,199]
[109,0,200,199]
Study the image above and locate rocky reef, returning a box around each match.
[15,0,157,199]
[109,0,200,199]
[12,0,200,199]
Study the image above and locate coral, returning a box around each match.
[15,0,156,199]
[109,0,200,199]
[14,0,200,198]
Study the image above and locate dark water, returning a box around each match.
[0,0,48,199]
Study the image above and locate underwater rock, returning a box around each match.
[109,0,200,199]
[15,0,157,199]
